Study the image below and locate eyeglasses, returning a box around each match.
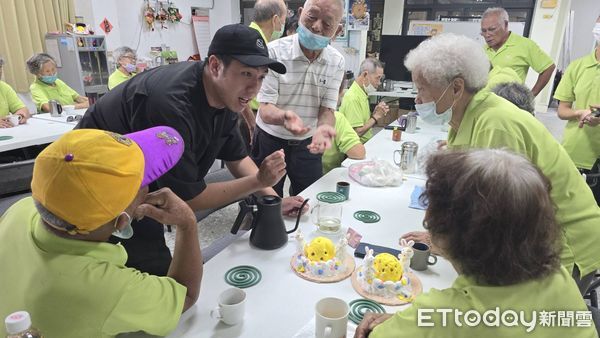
[67,115,82,122]
[480,26,500,34]
[121,55,137,63]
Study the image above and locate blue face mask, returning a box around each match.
[297,23,331,50]
[40,74,57,84]
[415,82,454,125]
[123,63,137,74]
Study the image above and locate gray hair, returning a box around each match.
[303,0,345,20]
[492,82,535,115]
[34,199,81,235]
[483,7,509,26]
[404,33,490,92]
[113,46,136,63]
[359,58,384,74]
[26,53,56,75]
[254,0,286,22]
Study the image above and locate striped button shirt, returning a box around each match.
[256,33,345,140]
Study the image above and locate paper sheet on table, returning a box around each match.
[293,317,357,338]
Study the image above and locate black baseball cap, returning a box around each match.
[208,24,286,74]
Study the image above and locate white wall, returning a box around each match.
[525,0,571,113]
[382,0,404,35]
[331,30,367,77]
[74,0,240,62]
[570,0,600,61]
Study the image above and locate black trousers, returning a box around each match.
[250,126,323,196]
[580,159,600,206]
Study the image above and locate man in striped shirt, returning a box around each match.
[252,0,346,195]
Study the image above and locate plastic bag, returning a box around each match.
[348,160,403,187]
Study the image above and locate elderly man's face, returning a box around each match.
[300,0,343,39]
[480,15,508,50]
[412,72,455,113]
[367,67,384,88]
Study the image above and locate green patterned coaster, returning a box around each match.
[224,265,262,288]
[353,210,381,223]
[349,299,386,325]
[0,136,14,141]
[316,191,346,203]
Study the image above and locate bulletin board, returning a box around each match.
[192,15,210,59]
[408,20,526,44]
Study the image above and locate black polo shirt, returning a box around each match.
[77,61,247,201]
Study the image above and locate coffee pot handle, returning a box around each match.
[230,199,255,234]
[286,198,310,234]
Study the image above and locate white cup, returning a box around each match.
[7,115,20,127]
[62,105,76,115]
[315,297,349,338]
[210,287,246,325]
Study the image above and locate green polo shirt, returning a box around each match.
[448,90,600,277]
[30,78,80,111]
[0,198,186,338]
[370,267,596,338]
[322,111,362,173]
[339,81,372,143]
[553,51,600,170]
[485,66,521,91]
[249,21,269,111]
[0,80,25,118]
[485,32,554,83]
[108,69,135,90]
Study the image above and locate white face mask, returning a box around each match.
[362,76,377,94]
[593,23,600,43]
[112,212,134,239]
[415,82,454,125]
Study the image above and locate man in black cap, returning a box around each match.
[77,24,307,275]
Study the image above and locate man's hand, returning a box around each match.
[354,313,393,338]
[134,188,197,229]
[307,125,336,154]
[401,230,440,255]
[0,118,13,128]
[578,108,600,128]
[282,196,309,216]
[283,111,311,135]
[257,149,287,188]
[372,102,389,121]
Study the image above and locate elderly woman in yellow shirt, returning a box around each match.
[554,15,600,204]
[26,53,89,113]
[108,46,138,90]
[0,56,30,128]
[356,149,596,338]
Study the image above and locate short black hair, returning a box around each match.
[205,54,234,69]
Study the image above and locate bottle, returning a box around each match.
[392,127,401,142]
[5,311,43,338]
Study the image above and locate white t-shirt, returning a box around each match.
[256,34,345,140]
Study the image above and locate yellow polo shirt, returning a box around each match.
[30,78,80,111]
[322,111,362,173]
[485,66,521,91]
[249,21,269,111]
[108,69,135,90]
[339,81,372,143]
[0,80,25,118]
[371,267,596,338]
[0,198,186,338]
[485,32,554,83]
[554,51,600,170]
[448,90,600,277]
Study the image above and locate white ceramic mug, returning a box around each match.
[7,115,20,127]
[315,297,349,338]
[210,288,246,325]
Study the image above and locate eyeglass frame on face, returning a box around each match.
[480,25,500,35]
[120,55,137,63]
[67,115,83,122]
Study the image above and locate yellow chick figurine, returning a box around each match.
[304,237,336,262]
[373,253,403,282]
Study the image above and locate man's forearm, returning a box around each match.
[531,64,556,96]
[354,117,377,136]
[187,176,264,211]
[317,107,335,128]
[259,103,286,125]
[168,221,203,312]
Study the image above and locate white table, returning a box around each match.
[370,90,417,99]
[0,118,75,152]
[342,118,448,180]
[31,108,87,125]
[163,168,457,338]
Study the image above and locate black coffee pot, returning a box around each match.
[230,195,309,250]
